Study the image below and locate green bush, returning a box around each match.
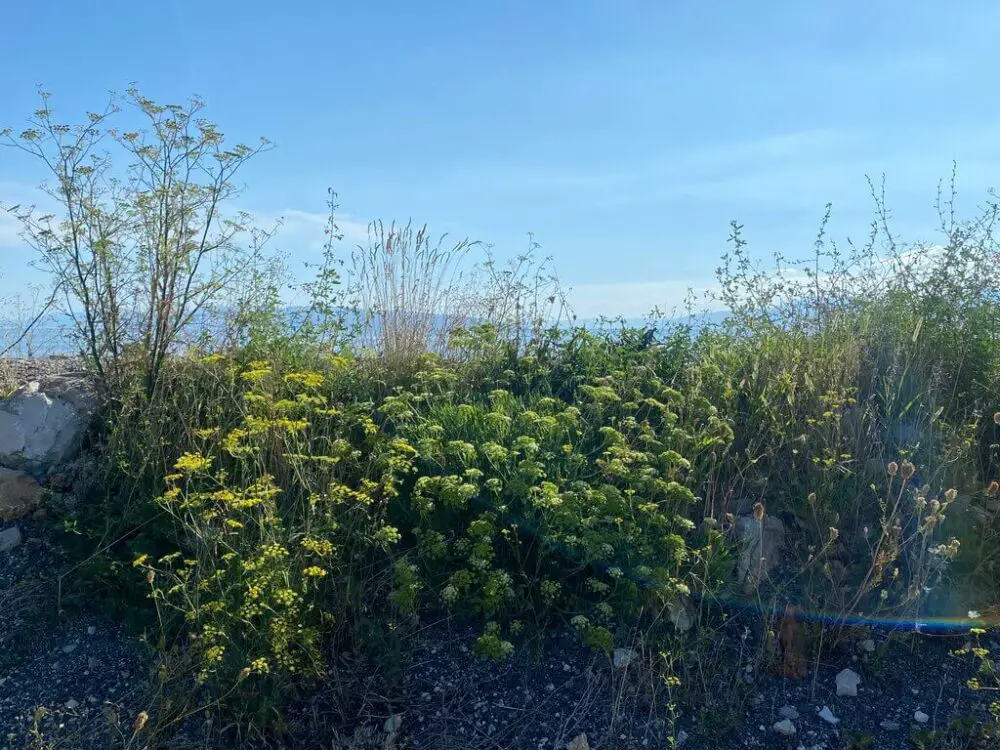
[382,349,732,646]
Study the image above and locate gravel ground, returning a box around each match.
[1,357,150,750]
[0,355,86,392]
[0,521,151,750]
[320,615,995,750]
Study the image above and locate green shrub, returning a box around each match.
[382,346,732,646]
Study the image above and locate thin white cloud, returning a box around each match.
[565,243,957,323]
[248,208,371,253]
[678,129,860,173]
[0,209,23,247]
[0,181,50,250]
[566,278,720,320]
[420,128,862,199]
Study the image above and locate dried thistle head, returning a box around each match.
[887,461,899,477]
[994,411,1000,427]
[900,460,916,481]
[944,488,958,504]
[132,711,148,734]
[987,480,999,497]
[753,502,765,521]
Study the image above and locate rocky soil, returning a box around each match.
[0,520,150,750]
[1,357,997,749]
[0,356,85,393]
[2,533,996,750]
[307,615,994,750]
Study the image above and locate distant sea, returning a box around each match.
[0,308,730,358]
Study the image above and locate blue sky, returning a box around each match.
[2,1,1000,318]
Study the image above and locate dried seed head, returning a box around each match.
[724,512,735,526]
[987,481,999,497]
[146,569,155,585]
[994,412,1000,427]
[900,461,916,481]
[887,461,899,477]
[944,488,958,504]
[930,499,941,514]
[829,527,839,541]
[807,492,817,505]
[753,502,765,521]
[133,712,148,734]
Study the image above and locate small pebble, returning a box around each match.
[779,705,799,720]
[836,668,862,697]
[773,718,796,736]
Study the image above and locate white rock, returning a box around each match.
[818,706,839,724]
[566,733,589,750]
[773,719,796,736]
[667,596,695,631]
[779,705,800,720]
[65,698,79,709]
[612,648,637,668]
[736,512,786,589]
[0,374,96,476]
[861,639,876,653]
[835,668,861,696]
[62,643,78,654]
[914,710,929,724]
[87,626,96,635]
[676,730,689,746]
[880,720,900,731]
[0,525,23,553]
